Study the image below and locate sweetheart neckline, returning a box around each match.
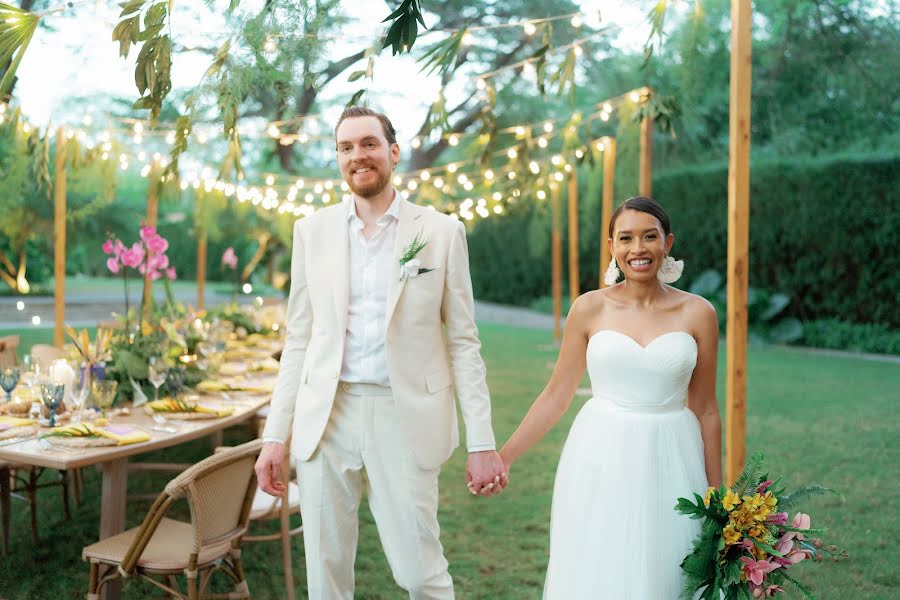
[588,329,697,350]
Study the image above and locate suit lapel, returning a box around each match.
[386,199,421,326]
[332,206,351,334]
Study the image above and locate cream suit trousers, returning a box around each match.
[297,382,455,600]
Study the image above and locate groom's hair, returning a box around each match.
[334,106,398,146]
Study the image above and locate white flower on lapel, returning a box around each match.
[398,231,435,280]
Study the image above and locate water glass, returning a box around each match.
[0,367,19,402]
[40,383,65,427]
[91,380,118,419]
[148,357,168,402]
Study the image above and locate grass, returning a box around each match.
[0,323,897,599]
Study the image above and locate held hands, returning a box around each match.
[254,441,287,497]
[465,450,509,497]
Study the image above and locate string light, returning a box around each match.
[523,21,536,36]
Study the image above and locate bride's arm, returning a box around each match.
[687,298,723,488]
[499,295,591,469]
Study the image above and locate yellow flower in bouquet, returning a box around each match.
[722,490,741,511]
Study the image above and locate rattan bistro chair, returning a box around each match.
[82,439,262,600]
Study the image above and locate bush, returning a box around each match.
[802,319,900,355]
[466,153,900,327]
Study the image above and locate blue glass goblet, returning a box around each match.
[0,368,19,402]
[40,383,65,427]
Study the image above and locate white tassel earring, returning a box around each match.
[656,255,684,284]
[604,258,621,286]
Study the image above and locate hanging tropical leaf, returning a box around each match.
[164,114,192,180]
[418,29,466,78]
[549,48,577,103]
[382,0,427,55]
[346,88,366,107]
[26,125,51,199]
[112,0,173,123]
[643,0,669,61]
[0,3,40,101]
[532,24,553,96]
[632,93,681,137]
[422,88,450,136]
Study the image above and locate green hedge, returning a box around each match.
[466,153,900,328]
[802,319,900,355]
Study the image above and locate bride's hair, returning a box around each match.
[608,196,672,238]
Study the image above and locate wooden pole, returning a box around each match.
[726,0,752,485]
[599,138,617,288]
[141,161,160,323]
[196,190,207,310]
[567,169,579,303]
[551,184,562,341]
[639,115,653,197]
[53,128,67,347]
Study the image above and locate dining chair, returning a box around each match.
[82,439,262,600]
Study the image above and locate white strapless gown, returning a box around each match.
[543,330,709,599]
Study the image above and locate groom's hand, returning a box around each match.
[466,450,508,497]
[255,441,287,497]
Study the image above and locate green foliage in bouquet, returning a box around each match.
[676,453,845,599]
[207,303,264,335]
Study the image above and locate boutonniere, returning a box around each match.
[399,232,435,280]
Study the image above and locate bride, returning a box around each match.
[500,196,723,599]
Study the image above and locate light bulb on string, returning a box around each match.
[493,205,503,214]
[433,177,444,188]
[523,21,536,35]
[266,175,275,186]
[543,122,554,133]
[573,45,583,57]
[393,175,402,186]
[447,163,458,174]
[420,171,431,181]
[411,137,421,149]
[600,112,610,122]
[515,126,526,136]
[529,161,540,174]
[575,149,584,158]
[571,14,583,28]
[448,134,460,146]
[324,180,334,190]
[536,190,547,200]
[507,148,518,159]
[508,171,517,180]
[538,137,549,148]
[484,169,494,180]
[630,91,641,102]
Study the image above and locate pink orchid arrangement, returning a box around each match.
[221,247,238,270]
[102,225,178,328]
[676,452,846,598]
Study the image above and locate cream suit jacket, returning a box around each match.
[262,198,496,469]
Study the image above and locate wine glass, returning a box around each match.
[39,382,65,427]
[0,367,19,402]
[91,380,118,420]
[70,369,91,423]
[148,357,168,402]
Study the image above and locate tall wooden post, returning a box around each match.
[599,138,617,288]
[726,0,752,485]
[639,115,653,197]
[196,190,207,310]
[550,184,562,341]
[141,160,160,323]
[567,169,579,303]
[53,128,67,347]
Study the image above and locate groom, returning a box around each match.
[255,106,507,599]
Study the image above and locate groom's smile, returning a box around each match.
[335,115,400,199]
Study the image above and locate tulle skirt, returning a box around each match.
[543,397,709,600]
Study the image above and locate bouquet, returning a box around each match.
[675,453,845,599]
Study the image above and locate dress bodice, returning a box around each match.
[586,330,698,413]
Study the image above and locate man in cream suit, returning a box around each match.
[255,106,507,599]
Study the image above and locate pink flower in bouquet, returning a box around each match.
[222,247,238,269]
[165,266,177,280]
[106,257,120,274]
[113,239,125,257]
[740,557,781,586]
[774,536,810,566]
[765,585,784,597]
[780,513,811,542]
[102,239,115,254]
[121,243,145,268]
[766,512,788,526]
[757,480,774,494]
[740,538,755,551]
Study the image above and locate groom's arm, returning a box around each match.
[262,219,313,444]
[440,220,496,451]
[441,221,507,495]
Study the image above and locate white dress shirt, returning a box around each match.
[339,193,399,386]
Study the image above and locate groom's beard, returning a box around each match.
[346,162,392,198]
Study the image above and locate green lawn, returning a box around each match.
[0,324,896,599]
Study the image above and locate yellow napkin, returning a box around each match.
[0,415,37,428]
[146,398,234,417]
[196,378,273,394]
[44,423,151,445]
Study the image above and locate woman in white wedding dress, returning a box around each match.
[500,197,723,599]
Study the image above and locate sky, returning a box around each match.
[14,0,652,147]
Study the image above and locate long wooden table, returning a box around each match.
[0,377,274,600]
